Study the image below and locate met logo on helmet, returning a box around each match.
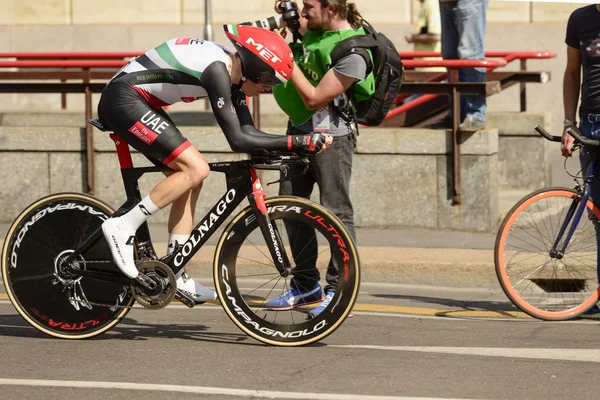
[245,37,282,64]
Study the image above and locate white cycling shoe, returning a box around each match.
[101,217,139,279]
[176,271,217,303]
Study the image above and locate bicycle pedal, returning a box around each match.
[175,291,198,308]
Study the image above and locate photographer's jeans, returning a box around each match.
[440,0,488,123]
[579,116,600,275]
[279,132,356,293]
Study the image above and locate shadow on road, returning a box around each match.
[107,317,258,345]
[372,293,518,313]
[0,314,262,345]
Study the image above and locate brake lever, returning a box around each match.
[266,164,290,186]
[300,157,310,175]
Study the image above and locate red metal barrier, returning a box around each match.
[0,60,127,68]
[0,52,139,59]
[402,59,506,69]
[383,59,506,122]
[398,51,556,60]
[0,50,556,201]
[388,50,557,120]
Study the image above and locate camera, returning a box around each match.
[241,1,301,35]
[278,1,301,33]
[240,1,302,40]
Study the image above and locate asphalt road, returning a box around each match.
[0,281,598,400]
[0,141,595,399]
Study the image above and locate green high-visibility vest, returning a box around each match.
[272,27,375,126]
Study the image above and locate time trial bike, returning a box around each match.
[1,119,360,346]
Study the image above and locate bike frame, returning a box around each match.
[551,157,597,256]
[64,134,293,284]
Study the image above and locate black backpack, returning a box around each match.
[330,21,404,126]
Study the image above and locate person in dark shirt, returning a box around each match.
[562,3,600,154]
[562,4,600,316]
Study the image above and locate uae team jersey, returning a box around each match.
[101,37,301,155]
[111,38,233,109]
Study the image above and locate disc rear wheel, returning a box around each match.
[1,193,134,338]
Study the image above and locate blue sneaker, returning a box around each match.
[308,290,354,319]
[265,283,323,310]
[309,290,334,318]
[308,290,354,318]
[580,302,600,319]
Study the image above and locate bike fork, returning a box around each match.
[551,186,592,258]
[247,169,292,277]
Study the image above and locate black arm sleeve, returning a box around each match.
[200,61,290,153]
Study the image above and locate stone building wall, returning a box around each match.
[0,1,588,133]
[0,1,588,26]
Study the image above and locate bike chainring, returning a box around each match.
[130,260,177,310]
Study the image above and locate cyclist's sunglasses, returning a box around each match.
[253,71,282,87]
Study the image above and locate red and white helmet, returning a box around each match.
[224,24,294,86]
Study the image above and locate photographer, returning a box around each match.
[262,0,374,318]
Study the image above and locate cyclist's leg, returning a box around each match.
[166,179,203,247]
[164,183,202,257]
[140,109,215,302]
[150,148,209,206]
[162,105,201,248]
[162,176,215,302]
[313,134,356,293]
[97,83,209,278]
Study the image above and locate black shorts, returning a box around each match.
[97,82,191,166]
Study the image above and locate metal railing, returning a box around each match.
[0,50,555,203]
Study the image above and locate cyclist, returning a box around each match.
[97,25,332,304]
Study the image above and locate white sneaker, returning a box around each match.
[102,217,138,279]
[176,271,217,302]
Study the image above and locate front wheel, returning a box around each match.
[1,193,134,339]
[495,188,600,320]
[214,196,360,346]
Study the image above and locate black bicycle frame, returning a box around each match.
[65,134,293,284]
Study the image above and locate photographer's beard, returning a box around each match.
[305,13,327,30]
